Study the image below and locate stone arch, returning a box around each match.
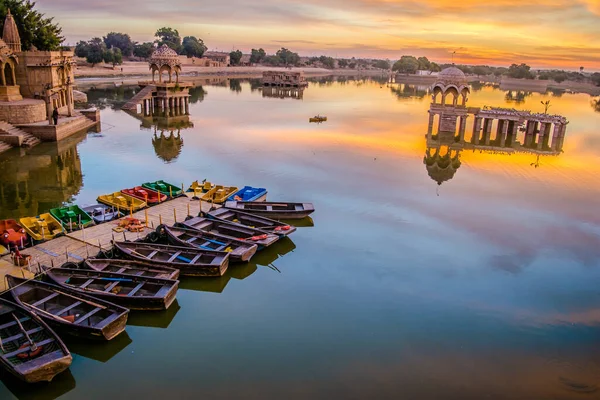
[444,87,459,106]
[460,87,469,106]
[432,86,443,104]
[4,62,14,85]
[159,65,172,83]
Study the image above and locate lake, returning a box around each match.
[1,77,600,399]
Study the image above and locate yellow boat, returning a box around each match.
[309,115,327,123]
[19,213,64,242]
[187,180,215,198]
[97,192,147,212]
[201,185,239,204]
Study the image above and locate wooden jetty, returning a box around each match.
[0,196,214,283]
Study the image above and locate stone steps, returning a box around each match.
[0,141,12,154]
[0,121,41,148]
[122,86,155,111]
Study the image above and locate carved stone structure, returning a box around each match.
[262,71,308,87]
[150,45,182,83]
[203,51,230,66]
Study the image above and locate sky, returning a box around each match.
[37,0,600,69]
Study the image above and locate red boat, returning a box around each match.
[0,219,28,249]
[121,186,167,205]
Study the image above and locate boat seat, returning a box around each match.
[0,316,30,330]
[3,338,55,359]
[65,211,77,219]
[55,301,83,316]
[2,326,44,344]
[80,279,95,289]
[31,292,60,308]
[127,282,145,297]
[103,281,121,292]
[75,308,101,324]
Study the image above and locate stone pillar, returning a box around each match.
[551,123,561,150]
[537,123,546,150]
[66,86,74,117]
[483,119,493,145]
[472,117,482,144]
[185,97,190,115]
[500,120,509,147]
[437,114,443,134]
[427,112,435,136]
[458,116,467,142]
[45,89,53,125]
[510,122,519,146]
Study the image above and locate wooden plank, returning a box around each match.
[2,327,45,344]
[166,251,181,263]
[54,301,82,317]
[80,279,95,289]
[74,307,101,324]
[0,317,29,330]
[103,281,120,293]
[31,292,59,308]
[3,338,55,359]
[190,254,202,264]
[127,282,145,297]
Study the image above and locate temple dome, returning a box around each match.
[2,9,21,53]
[149,45,180,67]
[437,66,467,85]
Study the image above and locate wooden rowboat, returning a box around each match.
[224,201,315,220]
[114,241,230,277]
[7,276,128,341]
[142,180,183,198]
[0,219,28,249]
[84,259,180,280]
[82,204,122,224]
[181,216,280,248]
[227,186,268,202]
[19,214,64,242]
[207,208,296,237]
[97,192,147,212]
[45,268,178,311]
[163,226,258,262]
[121,187,167,205]
[49,205,94,231]
[0,298,72,383]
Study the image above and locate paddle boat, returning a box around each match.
[142,180,183,198]
[0,219,28,250]
[97,192,147,212]
[187,180,214,198]
[82,204,122,224]
[19,214,64,242]
[49,205,94,231]
[227,186,268,202]
[121,186,167,205]
[201,185,239,204]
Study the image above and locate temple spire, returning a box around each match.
[3,8,22,52]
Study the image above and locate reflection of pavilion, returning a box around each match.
[262,86,304,100]
[423,67,569,186]
[152,129,184,163]
[0,131,85,219]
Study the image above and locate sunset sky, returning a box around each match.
[39,0,600,69]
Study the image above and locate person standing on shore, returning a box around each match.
[52,108,59,125]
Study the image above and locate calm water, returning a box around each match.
[1,77,600,399]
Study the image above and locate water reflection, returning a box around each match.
[0,132,85,219]
[504,90,532,104]
[127,300,181,329]
[0,369,76,400]
[592,98,600,113]
[262,86,304,100]
[63,331,132,363]
[390,84,429,100]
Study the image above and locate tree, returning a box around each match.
[181,36,206,58]
[86,37,106,67]
[103,32,134,57]
[507,63,534,79]
[104,47,122,67]
[592,73,600,87]
[373,59,391,70]
[275,48,300,67]
[319,55,335,69]
[229,49,243,66]
[250,48,266,64]
[74,40,89,58]
[473,66,488,77]
[338,59,348,68]
[155,27,182,53]
[580,66,584,74]
[541,100,551,114]
[134,42,154,59]
[348,62,356,69]
[592,98,600,113]
[417,56,430,70]
[392,56,419,74]
[0,1,63,50]
[429,62,441,72]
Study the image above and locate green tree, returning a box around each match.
[155,27,182,53]
[0,1,63,50]
[592,98,600,113]
[275,48,299,67]
[592,73,600,87]
[348,62,356,69]
[429,62,441,72]
[250,48,266,64]
[373,59,391,70]
[74,40,89,58]
[507,63,534,79]
[181,36,206,58]
[86,37,106,67]
[417,56,430,70]
[229,49,243,65]
[103,32,133,56]
[319,55,335,69]
[134,42,154,59]
[472,66,488,76]
[338,59,348,68]
[104,47,122,67]
[392,56,419,74]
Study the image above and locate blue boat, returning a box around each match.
[227,186,267,202]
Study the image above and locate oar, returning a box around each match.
[12,313,37,351]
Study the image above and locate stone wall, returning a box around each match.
[0,100,46,124]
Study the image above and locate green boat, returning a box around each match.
[142,180,183,198]
[49,205,95,231]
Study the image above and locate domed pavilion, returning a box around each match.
[432,66,470,107]
[149,45,182,83]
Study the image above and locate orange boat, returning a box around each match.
[0,219,28,250]
[121,186,167,205]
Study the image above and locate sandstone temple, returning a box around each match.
[0,10,99,155]
[424,66,569,186]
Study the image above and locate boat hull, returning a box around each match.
[84,259,180,280]
[19,214,64,242]
[13,351,72,383]
[207,208,296,237]
[224,201,315,220]
[181,217,280,249]
[49,206,94,231]
[97,192,147,212]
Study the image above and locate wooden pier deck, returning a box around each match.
[0,196,214,287]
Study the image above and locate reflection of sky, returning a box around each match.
[3,80,600,399]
